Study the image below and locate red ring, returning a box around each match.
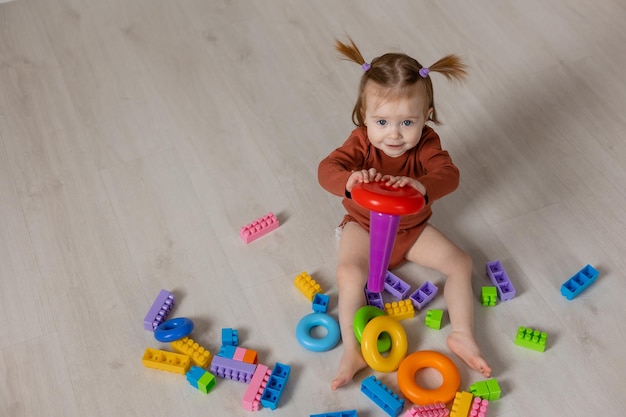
[351,182,425,215]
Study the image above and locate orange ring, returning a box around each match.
[361,316,408,372]
[397,350,460,405]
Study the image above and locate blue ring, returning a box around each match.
[296,312,341,352]
[154,317,194,342]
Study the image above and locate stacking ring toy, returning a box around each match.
[353,306,391,353]
[361,315,407,372]
[397,350,461,405]
[296,312,341,352]
[154,317,194,342]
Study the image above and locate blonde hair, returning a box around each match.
[336,37,468,126]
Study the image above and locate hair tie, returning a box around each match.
[419,67,430,78]
[362,62,371,72]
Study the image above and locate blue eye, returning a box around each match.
[376,120,387,126]
[402,120,413,127]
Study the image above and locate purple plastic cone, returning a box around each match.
[367,211,400,292]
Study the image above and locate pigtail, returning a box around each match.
[335,37,367,66]
[427,55,468,82]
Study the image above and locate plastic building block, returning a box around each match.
[233,347,258,364]
[403,402,449,417]
[210,355,256,382]
[481,286,497,307]
[515,326,548,352]
[450,392,473,417]
[560,264,599,300]
[425,309,444,330]
[222,328,239,346]
[143,289,175,331]
[384,271,411,299]
[260,362,291,410]
[171,336,212,368]
[310,411,358,417]
[469,378,501,401]
[186,366,216,394]
[409,281,438,310]
[469,397,489,417]
[365,287,385,310]
[384,300,415,320]
[361,375,405,417]
[294,272,323,301]
[486,261,516,301]
[142,348,190,375]
[240,212,279,243]
[312,293,330,313]
[218,344,236,359]
[243,363,271,411]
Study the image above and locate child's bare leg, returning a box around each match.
[331,222,370,390]
[405,225,492,378]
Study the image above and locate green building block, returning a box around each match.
[515,326,548,352]
[470,378,501,401]
[425,309,443,330]
[197,372,216,394]
[481,286,497,306]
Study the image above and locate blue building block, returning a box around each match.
[361,375,405,417]
[221,328,239,346]
[409,281,438,310]
[310,411,358,417]
[561,264,599,300]
[260,363,291,410]
[312,293,330,313]
[486,260,516,301]
[364,286,385,310]
[218,344,236,359]
[186,366,216,394]
[384,271,411,299]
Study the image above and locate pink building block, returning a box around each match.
[403,402,449,417]
[240,212,279,243]
[469,397,489,417]
[242,364,271,411]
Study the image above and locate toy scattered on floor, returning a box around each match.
[143,289,175,331]
[142,347,190,374]
[409,281,438,310]
[424,309,444,330]
[312,293,330,313]
[186,366,216,394]
[154,317,194,342]
[365,286,385,310]
[242,364,271,411]
[402,402,449,416]
[481,286,497,307]
[515,326,548,352]
[171,336,212,368]
[296,311,341,352]
[361,315,408,372]
[222,327,239,346]
[449,391,473,417]
[384,271,412,299]
[469,378,501,401]
[210,355,256,382]
[353,305,392,353]
[361,375,405,417]
[469,397,489,417]
[260,363,291,410]
[351,181,425,292]
[294,271,323,301]
[310,410,358,417]
[560,264,599,300]
[486,260,516,301]
[397,350,461,405]
[240,212,280,244]
[385,300,415,320]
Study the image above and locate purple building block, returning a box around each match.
[384,271,411,299]
[486,261,516,301]
[210,356,256,383]
[409,281,438,310]
[364,286,385,310]
[143,289,175,331]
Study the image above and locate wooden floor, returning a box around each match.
[1,0,625,416]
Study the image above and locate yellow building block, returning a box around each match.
[294,272,322,301]
[450,391,474,417]
[384,300,415,320]
[142,348,190,375]
[171,336,212,368]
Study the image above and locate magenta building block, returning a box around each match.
[364,286,385,310]
[409,281,438,310]
[486,260,516,301]
[368,212,401,292]
[384,271,411,299]
[210,356,256,383]
[143,289,175,331]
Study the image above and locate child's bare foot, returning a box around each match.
[447,330,492,378]
[331,348,368,390]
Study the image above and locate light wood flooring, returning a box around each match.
[1,0,625,416]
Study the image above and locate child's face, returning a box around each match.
[362,83,432,158]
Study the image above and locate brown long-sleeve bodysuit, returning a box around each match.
[318,125,460,268]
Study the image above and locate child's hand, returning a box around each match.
[382,175,427,196]
[346,168,383,192]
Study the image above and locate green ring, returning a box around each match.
[353,306,392,353]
